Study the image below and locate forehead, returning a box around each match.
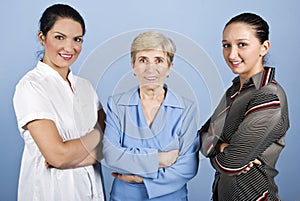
[135,49,167,58]
[223,22,256,40]
[50,18,83,35]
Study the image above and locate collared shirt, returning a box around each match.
[13,61,104,201]
[200,67,290,201]
[102,86,200,200]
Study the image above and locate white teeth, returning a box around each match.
[232,61,241,65]
[61,54,72,58]
[145,76,157,81]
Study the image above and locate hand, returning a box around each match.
[219,143,229,152]
[158,149,179,168]
[112,172,143,183]
[241,159,262,174]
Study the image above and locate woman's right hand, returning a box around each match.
[218,143,262,174]
[158,149,179,168]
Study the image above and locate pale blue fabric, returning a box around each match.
[102,86,200,200]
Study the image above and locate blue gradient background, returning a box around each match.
[1,1,299,200]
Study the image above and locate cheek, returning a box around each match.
[244,49,260,61]
[74,44,82,54]
[43,42,58,57]
[44,40,55,50]
[222,49,229,60]
[132,66,143,76]
[163,68,171,75]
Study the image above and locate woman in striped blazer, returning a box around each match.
[199,12,289,201]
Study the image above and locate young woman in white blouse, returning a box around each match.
[13,4,105,201]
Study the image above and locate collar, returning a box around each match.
[232,67,276,90]
[37,61,75,86]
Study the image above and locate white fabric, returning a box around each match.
[13,61,104,201]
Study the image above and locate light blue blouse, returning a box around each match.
[102,86,200,200]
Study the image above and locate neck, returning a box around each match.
[41,59,70,81]
[139,86,165,101]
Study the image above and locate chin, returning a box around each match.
[229,67,241,75]
[140,83,162,89]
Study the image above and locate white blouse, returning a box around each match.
[13,61,104,201]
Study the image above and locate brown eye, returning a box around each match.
[55,35,64,40]
[238,43,247,47]
[74,37,83,43]
[156,58,164,63]
[138,57,147,63]
[222,43,230,48]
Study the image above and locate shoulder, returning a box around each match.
[166,88,196,110]
[73,74,93,87]
[15,67,45,94]
[255,79,287,102]
[108,87,139,106]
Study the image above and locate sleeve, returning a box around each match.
[211,91,284,175]
[102,96,159,178]
[13,80,55,131]
[89,81,101,111]
[200,93,228,157]
[143,101,200,199]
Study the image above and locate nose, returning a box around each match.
[146,64,156,72]
[228,46,238,60]
[63,39,75,52]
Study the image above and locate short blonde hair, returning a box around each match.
[130,31,176,65]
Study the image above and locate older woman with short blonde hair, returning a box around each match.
[102,31,200,201]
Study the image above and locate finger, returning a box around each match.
[111,172,120,178]
[112,173,134,183]
[253,159,262,165]
[242,167,250,174]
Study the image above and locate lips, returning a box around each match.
[144,76,157,81]
[60,53,73,61]
[230,60,242,67]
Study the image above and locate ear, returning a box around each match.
[260,40,271,57]
[38,31,45,45]
[131,60,137,76]
[131,60,135,70]
[169,62,174,70]
[166,62,174,77]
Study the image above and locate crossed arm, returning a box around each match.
[29,109,106,169]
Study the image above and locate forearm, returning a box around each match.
[65,140,105,169]
[73,151,97,168]
[102,136,159,178]
[211,109,282,175]
[48,128,101,169]
[144,140,199,199]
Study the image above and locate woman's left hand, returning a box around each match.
[112,172,143,183]
[241,159,262,174]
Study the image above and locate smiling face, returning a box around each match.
[132,48,173,91]
[222,22,270,83]
[38,18,83,75]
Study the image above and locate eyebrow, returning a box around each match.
[154,56,165,60]
[53,31,83,38]
[222,38,249,43]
